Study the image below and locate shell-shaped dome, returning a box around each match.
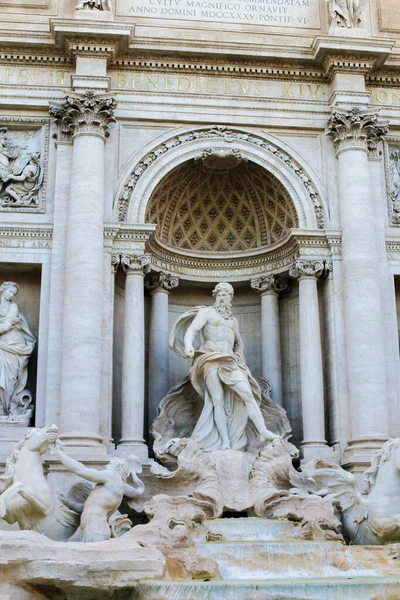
[146,159,298,252]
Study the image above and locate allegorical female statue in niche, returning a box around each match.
[0,282,35,419]
[326,0,361,28]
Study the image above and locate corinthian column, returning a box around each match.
[118,254,151,460]
[289,260,327,458]
[146,272,179,430]
[49,92,116,452]
[250,275,288,406]
[327,108,390,466]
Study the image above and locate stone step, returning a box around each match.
[195,540,386,579]
[133,577,400,600]
[195,517,298,542]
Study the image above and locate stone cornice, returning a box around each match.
[146,229,334,282]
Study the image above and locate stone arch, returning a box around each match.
[115,125,328,230]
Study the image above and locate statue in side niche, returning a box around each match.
[0,424,91,540]
[168,282,280,452]
[0,282,35,423]
[325,0,361,28]
[75,0,112,10]
[293,438,400,545]
[55,449,145,542]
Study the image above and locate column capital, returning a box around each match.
[327,108,389,156]
[121,253,151,275]
[250,274,288,296]
[111,253,120,273]
[49,91,117,141]
[146,270,179,294]
[289,259,324,280]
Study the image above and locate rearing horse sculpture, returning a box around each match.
[0,424,90,540]
[293,438,400,545]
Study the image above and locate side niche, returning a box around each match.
[0,120,48,213]
[386,143,400,226]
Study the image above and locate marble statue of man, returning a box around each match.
[75,0,111,10]
[326,0,361,28]
[169,282,279,452]
[55,449,144,542]
[0,282,35,417]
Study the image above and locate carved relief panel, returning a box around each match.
[385,142,400,226]
[0,119,48,213]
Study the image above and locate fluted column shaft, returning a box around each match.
[44,137,72,426]
[147,272,179,431]
[119,254,151,459]
[251,275,287,406]
[290,260,327,457]
[328,109,390,460]
[49,92,116,450]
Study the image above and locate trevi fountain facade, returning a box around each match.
[2,0,400,598]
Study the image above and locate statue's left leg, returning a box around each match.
[233,381,280,442]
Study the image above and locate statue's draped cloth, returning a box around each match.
[169,306,262,452]
[0,310,35,413]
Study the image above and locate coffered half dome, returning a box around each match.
[146,157,298,253]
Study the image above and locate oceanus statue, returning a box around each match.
[293,438,400,545]
[0,424,90,541]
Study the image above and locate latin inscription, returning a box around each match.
[116,0,320,28]
[0,66,70,87]
[368,88,400,106]
[113,74,328,100]
[0,239,52,249]
[152,256,294,277]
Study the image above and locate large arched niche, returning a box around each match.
[115,125,328,231]
[146,157,299,253]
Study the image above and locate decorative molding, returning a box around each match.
[121,253,151,275]
[250,274,289,295]
[194,148,247,173]
[49,91,116,140]
[147,230,331,282]
[117,125,326,229]
[145,271,179,293]
[289,259,325,280]
[327,108,389,155]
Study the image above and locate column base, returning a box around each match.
[59,433,108,456]
[342,437,389,474]
[301,440,339,463]
[115,439,149,462]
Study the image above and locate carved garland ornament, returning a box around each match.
[327,108,389,155]
[49,91,117,140]
[117,125,326,229]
